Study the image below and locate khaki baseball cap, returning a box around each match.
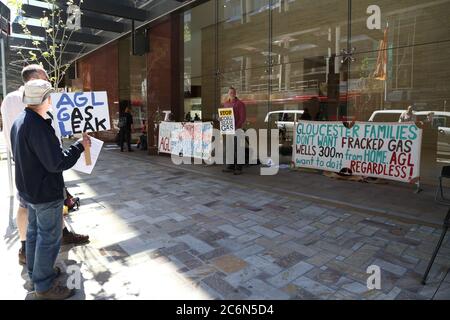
[22,79,55,105]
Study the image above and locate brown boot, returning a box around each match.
[62,231,90,245]
[19,248,26,265]
[26,267,62,292]
[34,282,74,300]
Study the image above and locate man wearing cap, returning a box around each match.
[10,79,90,299]
[1,65,90,267]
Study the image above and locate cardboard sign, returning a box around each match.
[51,91,110,136]
[293,121,422,183]
[218,108,235,135]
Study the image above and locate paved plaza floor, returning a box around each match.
[1,143,449,300]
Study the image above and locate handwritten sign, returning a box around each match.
[158,121,212,160]
[293,121,422,183]
[51,91,110,136]
[218,108,235,135]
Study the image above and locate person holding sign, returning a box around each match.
[222,86,246,175]
[1,65,89,267]
[10,79,91,300]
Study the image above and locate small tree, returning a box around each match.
[9,0,84,90]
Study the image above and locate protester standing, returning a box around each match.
[119,105,134,152]
[0,65,89,266]
[222,86,246,175]
[11,79,91,299]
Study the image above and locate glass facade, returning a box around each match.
[76,0,450,184]
[118,36,148,142]
[175,0,450,184]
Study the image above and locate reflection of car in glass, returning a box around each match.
[264,110,305,142]
[264,110,304,129]
[368,110,405,122]
[368,110,450,160]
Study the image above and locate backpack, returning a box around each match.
[118,115,127,128]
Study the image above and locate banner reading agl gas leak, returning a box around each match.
[293,121,422,183]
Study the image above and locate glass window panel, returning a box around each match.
[218,0,270,73]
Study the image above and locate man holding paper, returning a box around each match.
[1,65,89,267]
[10,79,91,300]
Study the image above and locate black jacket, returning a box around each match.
[10,108,84,204]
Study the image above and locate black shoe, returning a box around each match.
[233,170,243,175]
[222,167,234,173]
[19,248,26,265]
[128,149,134,152]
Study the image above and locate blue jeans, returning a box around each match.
[26,200,64,292]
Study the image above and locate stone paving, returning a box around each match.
[1,145,450,300]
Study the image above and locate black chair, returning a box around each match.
[422,209,450,285]
[435,166,450,204]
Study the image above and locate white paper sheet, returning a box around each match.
[71,136,104,175]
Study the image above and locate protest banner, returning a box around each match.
[293,121,422,183]
[158,121,212,160]
[218,108,235,135]
[158,121,182,154]
[51,91,110,165]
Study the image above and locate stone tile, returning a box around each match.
[344,244,381,268]
[320,216,340,225]
[306,252,337,267]
[172,251,203,270]
[372,258,408,277]
[176,235,215,254]
[274,251,307,269]
[244,255,283,276]
[234,244,265,259]
[282,284,320,300]
[323,226,347,238]
[300,205,328,217]
[341,282,370,295]
[212,255,248,274]
[293,276,336,299]
[250,225,281,239]
[202,273,238,298]
[245,279,290,300]
[283,241,318,258]
[217,224,246,237]
[236,232,262,243]
[274,225,305,238]
[433,282,450,300]
[268,262,314,288]
[198,247,230,262]
[224,265,262,288]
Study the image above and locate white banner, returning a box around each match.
[158,121,213,160]
[51,91,110,136]
[293,121,423,183]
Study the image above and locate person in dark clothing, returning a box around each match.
[119,106,134,152]
[10,79,91,300]
[300,108,312,120]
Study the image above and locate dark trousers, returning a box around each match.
[226,135,242,171]
[119,129,131,151]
